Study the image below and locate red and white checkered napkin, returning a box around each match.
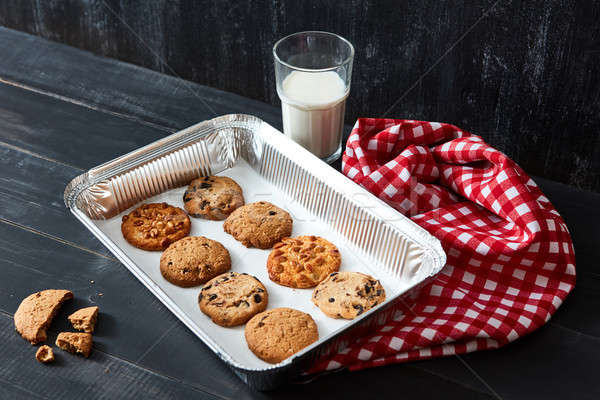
[310,118,576,372]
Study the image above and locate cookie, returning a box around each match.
[14,289,73,344]
[267,236,341,288]
[121,203,191,251]
[68,306,99,333]
[223,202,292,249]
[183,176,245,220]
[55,332,93,358]
[160,236,231,287]
[35,345,54,363]
[312,272,386,319]
[199,272,268,327]
[245,308,318,364]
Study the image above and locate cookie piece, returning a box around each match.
[121,203,191,251]
[312,272,386,319]
[68,306,99,333]
[199,272,268,327]
[245,308,318,364]
[267,236,341,288]
[55,332,93,358]
[35,345,54,364]
[183,176,245,220]
[223,202,292,249]
[160,236,231,287]
[14,289,74,344]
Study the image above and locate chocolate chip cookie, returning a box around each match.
[160,236,231,287]
[183,176,245,220]
[245,308,318,364]
[121,203,191,251]
[267,236,341,288]
[223,201,293,249]
[312,272,386,319]
[14,289,73,344]
[199,272,268,327]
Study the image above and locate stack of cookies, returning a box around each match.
[118,174,387,364]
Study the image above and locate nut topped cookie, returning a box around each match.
[267,236,341,288]
[245,308,318,364]
[223,201,293,249]
[312,272,386,319]
[199,272,268,327]
[121,203,191,251]
[160,236,231,287]
[183,176,245,220]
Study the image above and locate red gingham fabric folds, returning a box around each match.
[311,118,575,372]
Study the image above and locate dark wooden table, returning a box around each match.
[1,27,599,400]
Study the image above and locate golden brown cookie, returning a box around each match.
[312,272,386,319]
[121,203,191,251]
[267,236,341,288]
[223,202,292,249]
[55,332,93,358]
[183,176,245,220]
[160,236,231,287]
[245,308,318,364]
[68,306,99,333]
[35,345,54,363]
[14,289,73,344]
[199,272,268,327]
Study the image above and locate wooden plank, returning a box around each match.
[0,82,169,170]
[0,146,110,256]
[0,313,220,400]
[0,26,282,133]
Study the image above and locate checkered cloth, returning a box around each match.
[311,118,576,372]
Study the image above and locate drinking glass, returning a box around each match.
[273,31,354,164]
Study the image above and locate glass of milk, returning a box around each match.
[273,31,354,164]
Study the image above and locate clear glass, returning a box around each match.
[273,31,354,164]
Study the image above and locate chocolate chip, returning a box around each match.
[256,288,264,293]
[376,289,382,296]
[268,211,276,215]
[254,294,262,303]
[203,177,210,181]
[258,322,264,327]
[370,280,377,286]
[203,285,212,290]
[208,294,217,301]
[198,292,203,300]
[353,304,364,315]
[200,182,212,189]
[221,277,229,282]
[182,268,190,273]
[365,284,371,294]
[330,272,338,277]
[200,200,210,210]
[202,243,210,247]
[328,297,335,302]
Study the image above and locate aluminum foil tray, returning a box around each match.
[64,114,446,390]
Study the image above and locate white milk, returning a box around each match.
[280,71,348,159]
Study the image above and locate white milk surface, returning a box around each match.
[93,160,405,369]
[281,71,348,158]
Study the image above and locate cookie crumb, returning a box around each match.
[56,332,93,358]
[68,306,99,333]
[35,345,54,363]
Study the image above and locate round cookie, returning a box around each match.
[199,272,268,327]
[121,203,191,251]
[267,236,341,288]
[245,308,318,364]
[183,176,245,220]
[160,236,231,287]
[223,202,292,249]
[312,272,386,319]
